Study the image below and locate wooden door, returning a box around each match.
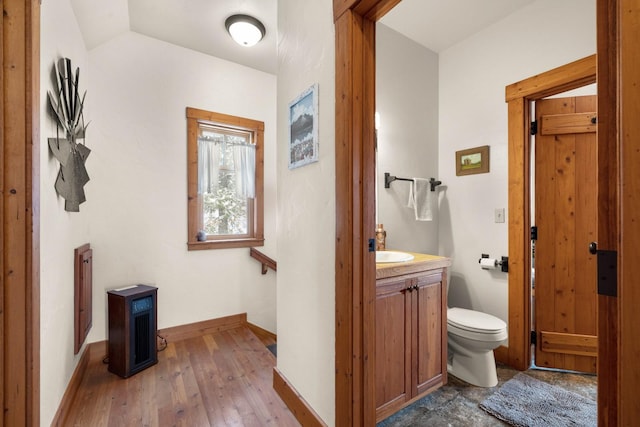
[375,278,411,417]
[534,95,597,373]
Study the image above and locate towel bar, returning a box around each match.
[384,172,442,191]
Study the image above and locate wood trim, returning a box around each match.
[50,345,91,427]
[354,0,402,20]
[185,107,266,131]
[333,0,358,21]
[158,313,248,343]
[539,112,597,135]
[539,331,598,357]
[273,368,328,427]
[247,322,277,343]
[595,1,619,423]
[249,247,277,274]
[188,238,265,251]
[618,0,640,424]
[185,107,264,250]
[88,340,109,364]
[335,8,376,427]
[361,15,378,427]
[334,10,356,427]
[505,55,597,102]
[333,0,401,21]
[506,97,531,371]
[2,0,41,425]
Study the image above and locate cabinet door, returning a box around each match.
[74,243,93,354]
[375,278,412,415]
[414,272,446,396]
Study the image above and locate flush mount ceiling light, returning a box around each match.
[225,14,266,47]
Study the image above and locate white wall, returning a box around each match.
[376,24,439,254]
[438,0,596,323]
[276,0,335,424]
[40,0,91,424]
[87,31,278,340]
[40,8,278,426]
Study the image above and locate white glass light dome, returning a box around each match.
[225,14,266,47]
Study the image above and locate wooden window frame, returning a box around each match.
[186,107,264,250]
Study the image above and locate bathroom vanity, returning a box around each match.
[375,252,451,422]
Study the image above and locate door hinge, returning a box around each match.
[368,238,375,253]
[530,330,537,345]
[531,226,537,241]
[530,120,538,135]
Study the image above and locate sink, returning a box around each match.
[376,251,414,263]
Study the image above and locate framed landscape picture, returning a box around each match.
[456,145,490,176]
[288,84,319,169]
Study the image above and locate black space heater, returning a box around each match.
[107,284,158,378]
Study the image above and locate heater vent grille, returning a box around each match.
[134,310,151,365]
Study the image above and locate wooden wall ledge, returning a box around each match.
[250,248,277,274]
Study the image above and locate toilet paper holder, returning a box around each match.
[479,254,509,272]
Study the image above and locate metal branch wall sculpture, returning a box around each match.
[47,58,90,212]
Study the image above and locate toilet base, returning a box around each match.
[447,345,499,387]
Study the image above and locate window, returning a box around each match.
[187,107,264,250]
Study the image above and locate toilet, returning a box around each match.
[447,307,507,387]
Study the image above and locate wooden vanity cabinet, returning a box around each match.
[375,267,447,422]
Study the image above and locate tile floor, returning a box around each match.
[377,364,597,426]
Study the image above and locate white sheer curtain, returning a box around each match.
[233,144,256,199]
[198,139,220,194]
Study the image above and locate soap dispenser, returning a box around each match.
[375,224,386,251]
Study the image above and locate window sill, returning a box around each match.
[187,238,264,251]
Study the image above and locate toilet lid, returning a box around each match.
[447,307,506,333]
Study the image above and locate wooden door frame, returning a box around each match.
[504,52,624,425]
[1,0,41,426]
[333,1,400,425]
[611,0,640,424]
[335,0,639,425]
[503,54,597,370]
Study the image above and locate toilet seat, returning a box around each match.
[447,307,507,341]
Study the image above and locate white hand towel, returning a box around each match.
[407,178,433,221]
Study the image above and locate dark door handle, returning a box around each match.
[589,242,598,254]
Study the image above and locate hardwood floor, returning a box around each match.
[64,326,299,426]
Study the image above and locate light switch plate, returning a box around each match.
[495,208,505,223]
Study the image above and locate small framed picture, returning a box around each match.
[456,145,490,176]
[288,84,319,169]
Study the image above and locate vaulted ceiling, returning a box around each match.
[70,0,535,74]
